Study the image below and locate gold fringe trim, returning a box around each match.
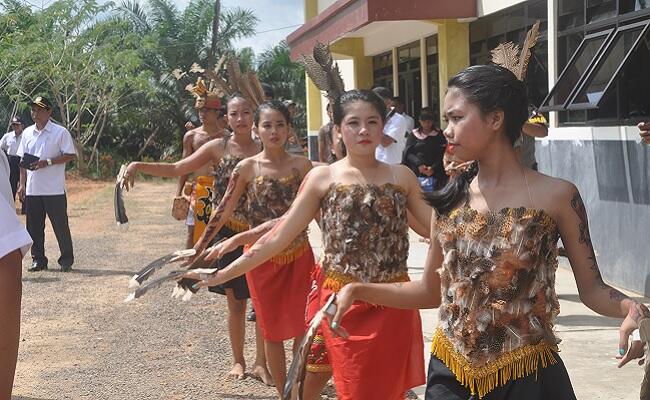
[322,270,410,293]
[431,328,558,398]
[269,236,310,265]
[306,364,332,373]
[225,217,249,233]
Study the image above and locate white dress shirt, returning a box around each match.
[375,109,409,165]
[16,120,77,196]
[0,152,32,259]
[0,131,23,156]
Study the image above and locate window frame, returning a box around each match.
[538,28,615,112]
[566,19,650,110]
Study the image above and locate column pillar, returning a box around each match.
[436,20,470,127]
[420,37,429,108]
[391,47,399,95]
[330,38,373,89]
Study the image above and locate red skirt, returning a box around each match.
[320,285,425,400]
[245,245,314,342]
[305,265,332,372]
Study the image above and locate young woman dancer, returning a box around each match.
[329,65,649,399]
[189,100,314,396]
[124,94,271,383]
[190,89,433,400]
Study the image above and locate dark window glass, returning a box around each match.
[586,81,618,121]
[426,35,438,55]
[558,0,585,30]
[527,39,549,108]
[587,0,617,24]
[540,32,610,110]
[620,0,650,14]
[527,0,549,33]
[571,25,646,107]
[619,29,650,121]
[558,32,585,70]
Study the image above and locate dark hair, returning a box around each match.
[226,92,251,111]
[392,96,404,106]
[425,65,528,215]
[261,82,274,99]
[418,109,435,122]
[372,86,392,101]
[254,100,291,126]
[332,89,387,126]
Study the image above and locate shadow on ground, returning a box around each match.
[556,314,621,328]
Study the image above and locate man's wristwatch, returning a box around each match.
[46,158,52,166]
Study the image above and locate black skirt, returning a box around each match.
[425,353,577,400]
[207,226,250,300]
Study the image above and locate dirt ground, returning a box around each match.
[12,178,335,400]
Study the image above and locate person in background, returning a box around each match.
[317,103,338,164]
[515,106,548,170]
[283,99,306,156]
[394,96,415,133]
[402,108,448,193]
[17,96,77,272]
[261,82,275,101]
[0,150,32,399]
[373,87,409,165]
[0,116,25,207]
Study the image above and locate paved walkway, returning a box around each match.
[309,224,649,400]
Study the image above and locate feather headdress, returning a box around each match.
[297,42,345,104]
[491,20,541,81]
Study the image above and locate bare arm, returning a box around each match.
[193,161,251,253]
[558,185,635,318]
[380,134,396,148]
[126,139,222,181]
[194,167,327,286]
[400,165,432,236]
[176,132,194,196]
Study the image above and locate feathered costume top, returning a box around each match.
[432,206,560,398]
[319,183,410,291]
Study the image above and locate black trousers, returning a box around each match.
[25,194,74,267]
[7,155,20,199]
[425,354,577,400]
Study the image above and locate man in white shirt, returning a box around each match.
[0,116,24,202]
[0,151,31,399]
[372,87,409,165]
[16,96,77,272]
[393,97,415,133]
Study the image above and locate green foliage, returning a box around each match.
[0,0,307,179]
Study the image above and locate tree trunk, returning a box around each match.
[137,126,160,158]
[207,1,221,73]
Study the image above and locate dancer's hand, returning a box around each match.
[618,338,645,368]
[122,162,139,191]
[204,237,238,261]
[618,303,650,363]
[328,284,357,339]
[187,270,226,289]
[639,122,650,144]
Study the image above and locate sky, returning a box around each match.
[172,0,304,54]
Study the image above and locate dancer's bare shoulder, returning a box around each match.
[525,169,578,222]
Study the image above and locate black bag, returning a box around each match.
[19,153,40,170]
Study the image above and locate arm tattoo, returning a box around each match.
[241,217,286,261]
[571,191,627,301]
[201,166,241,245]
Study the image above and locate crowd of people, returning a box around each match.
[2,63,650,400]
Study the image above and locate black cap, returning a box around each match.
[29,96,53,109]
[11,116,23,125]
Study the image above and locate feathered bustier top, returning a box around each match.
[245,170,309,264]
[212,155,249,232]
[319,183,410,291]
[433,206,561,398]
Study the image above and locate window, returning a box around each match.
[570,22,649,108]
[539,30,613,111]
[543,18,650,125]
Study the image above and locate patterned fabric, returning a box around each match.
[192,175,214,243]
[212,155,249,232]
[433,206,561,398]
[244,169,309,263]
[319,183,409,287]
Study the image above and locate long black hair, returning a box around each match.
[426,65,528,215]
[254,100,291,126]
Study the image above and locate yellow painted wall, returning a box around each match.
[330,38,373,90]
[305,0,318,19]
[436,20,470,126]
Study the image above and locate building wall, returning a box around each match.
[537,128,650,294]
